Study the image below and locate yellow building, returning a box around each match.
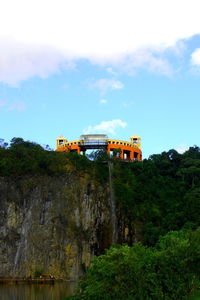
[56,134,142,161]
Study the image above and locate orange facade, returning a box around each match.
[107,143,142,161]
[56,143,142,161]
[56,145,80,154]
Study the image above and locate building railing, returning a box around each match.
[58,139,140,149]
[82,140,108,146]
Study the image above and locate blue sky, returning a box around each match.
[0,0,200,158]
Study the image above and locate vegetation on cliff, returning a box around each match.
[68,228,200,300]
[0,137,99,176]
[1,138,200,299]
[67,145,200,299]
[114,146,200,245]
[0,137,68,175]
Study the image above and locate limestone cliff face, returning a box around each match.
[0,172,114,280]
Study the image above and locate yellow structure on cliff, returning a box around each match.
[56,134,142,161]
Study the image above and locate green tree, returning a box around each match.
[68,229,200,300]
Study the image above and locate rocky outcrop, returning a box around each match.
[0,164,143,280]
[0,171,114,280]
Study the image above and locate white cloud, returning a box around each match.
[99,99,107,104]
[0,0,200,84]
[84,119,127,135]
[92,78,124,95]
[0,39,75,86]
[102,48,175,76]
[119,50,174,76]
[176,144,189,154]
[191,48,200,66]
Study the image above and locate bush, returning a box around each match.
[0,137,93,176]
[68,229,200,300]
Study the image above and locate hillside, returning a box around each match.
[0,138,200,289]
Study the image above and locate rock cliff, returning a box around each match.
[0,162,142,280]
[0,170,115,280]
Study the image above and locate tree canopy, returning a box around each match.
[68,228,200,300]
[113,146,200,245]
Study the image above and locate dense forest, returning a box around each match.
[69,228,200,299]
[69,144,200,299]
[0,137,91,175]
[0,138,200,299]
[114,146,200,246]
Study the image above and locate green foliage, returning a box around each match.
[113,146,200,245]
[0,137,110,186]
[86,149,109,183]
[68,228,200,300]
[1,138,200,298]
[1,138,200,246]
[66,151,92,171]
[0,137,94,176]
[187,290,200,300]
